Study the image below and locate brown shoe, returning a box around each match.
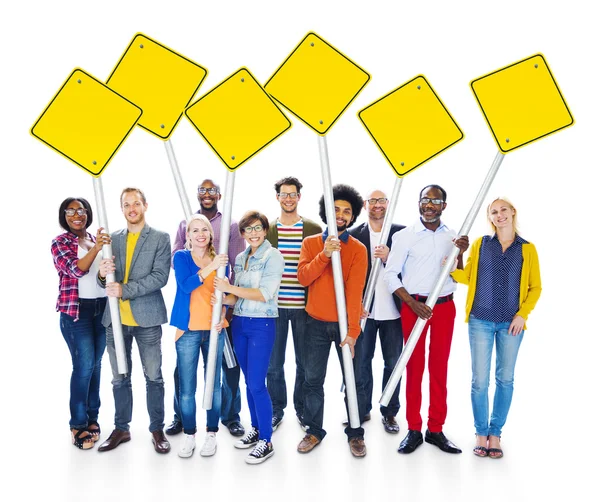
[349,437,367,457]
[151,430,171,454]
[297,434,321,454]
[98,429,131,452]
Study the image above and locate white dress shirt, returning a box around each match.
[383,218,457,297]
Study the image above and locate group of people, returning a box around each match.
[51,176,541,465]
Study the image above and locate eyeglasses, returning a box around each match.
[64,208,87,217]
[198,187,219,195]
[278,192,299,199]
[419,197,444,206]
[367,197,388,205]
[243,225,264,233]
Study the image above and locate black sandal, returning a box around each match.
[72,428,94,450]
[87,421,101,442]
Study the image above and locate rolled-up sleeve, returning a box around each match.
[383,231,407,294]
[258,249,285,302]
[51,236,87,279]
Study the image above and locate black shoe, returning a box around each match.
[245,440,274,464]
[272,415,283,432]
[425,429,462,454]
[235,427,259,449]
[382,416,400,434]
[165,420,182,436]
[397,430,423,454]
[226,421,245,437]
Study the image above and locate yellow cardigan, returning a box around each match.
[451,236,542,326]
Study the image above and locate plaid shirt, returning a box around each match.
[51,231,95,321]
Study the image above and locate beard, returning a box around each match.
[336,222,349,232]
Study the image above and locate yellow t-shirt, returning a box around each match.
[119,232,139,326]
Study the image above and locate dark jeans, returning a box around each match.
[106,324,165,432]
[60,297,107,429]
[267,308,307,420]
[303,315,367,442]
[172,325,242,426]
[356,318,403,417]
[232,316,276,442]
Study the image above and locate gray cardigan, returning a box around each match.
[100,223,171,328]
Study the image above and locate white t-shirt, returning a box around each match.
[77,245,107,299]
[368,224,400,321]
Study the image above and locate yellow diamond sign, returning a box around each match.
[106,33,208,140]
[471,54,574,153]
[185,68,291,171]
[265,32,370,135]
[31,69,142,177]
[358,76,463,177]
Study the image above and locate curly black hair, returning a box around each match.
[318,184,363,228]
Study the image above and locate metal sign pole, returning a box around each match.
[92,177,127,374]
[380,150,505,406]
[203,170,235,409]
[360,177,403,331]
[318,135,360,428]
[164,139,193,218]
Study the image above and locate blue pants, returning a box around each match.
[176,330,225,434]
[469,316,524,437]
[232,316,276,442]
[60,297,107,429]
[106,324,165,432]
[267,308,308,420]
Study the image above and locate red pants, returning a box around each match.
[401,300,456,433]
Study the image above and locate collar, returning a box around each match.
[241,239,272,260]
[196,209,222,223]
[415,218,448,233]
[65,230,94,243]
[491,233,526,245]
[322,228,349,243]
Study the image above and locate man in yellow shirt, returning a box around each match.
[97,187,172,454]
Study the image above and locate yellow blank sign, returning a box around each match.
[31,69,142,177]
[358,76,464,177]
[185,68,291,171]
[265,32,370,135]
[471,54,574,152]
[107,33,208,140]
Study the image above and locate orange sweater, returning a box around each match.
[297,233,368,339]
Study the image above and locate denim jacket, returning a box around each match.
[233,240,284,318]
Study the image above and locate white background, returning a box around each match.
[1,1,597,501]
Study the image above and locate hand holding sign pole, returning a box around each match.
[31,69,142,374]
[380,54,574,406]
[185,68,292,409]
[265,33,370,428]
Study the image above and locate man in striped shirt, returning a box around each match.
[266,177,321,432]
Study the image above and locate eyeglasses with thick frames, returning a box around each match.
[198,187,219,195]
[65,208,87,217]
[277,192,299,199]
[419,197,444,206]
[367,197,388,205]
[243,225,264,233]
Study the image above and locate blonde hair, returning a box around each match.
[487,197,519,235]
[185,214,216,258]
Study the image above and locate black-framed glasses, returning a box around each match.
[64,208,87,217]
[419,197,444,206]
[278,192,299,199]
[198,187,219,195]
[243,224,264,233]
[367,197,388,205]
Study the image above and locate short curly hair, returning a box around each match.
[318,184,363,228]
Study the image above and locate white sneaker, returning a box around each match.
[199,432,217,457]
[178,434,196,458]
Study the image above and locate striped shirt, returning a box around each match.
[277,220,305,308]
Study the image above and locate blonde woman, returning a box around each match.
[170,215,229,458]
[452,198,541,458]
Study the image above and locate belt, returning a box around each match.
[411,293,453,305]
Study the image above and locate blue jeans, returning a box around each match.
[172,325,242,426]
[60,298,107,429]
[106,324,165,432]
[469,316,524,437]
[267,308,307,420]
[176,330,224,434]
[231,316,276,442]
[356,318,403,417]
[303,316,367,441]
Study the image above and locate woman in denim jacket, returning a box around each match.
[215,210,284,464]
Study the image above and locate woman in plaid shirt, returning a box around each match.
[51,197,111,450]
